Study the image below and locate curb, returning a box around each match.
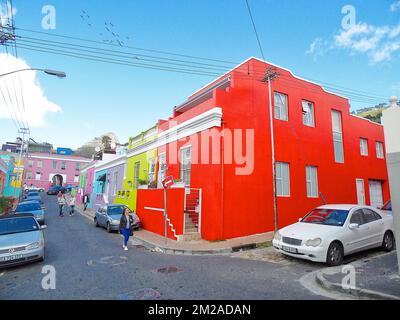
[315,270,400,300]
[76,207,259,256]
[131,236,235,256]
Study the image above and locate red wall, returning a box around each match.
[152,58,389,241]
[136,188,185,240]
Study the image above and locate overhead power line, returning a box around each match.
[245,0,265,61]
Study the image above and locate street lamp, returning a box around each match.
[0,68,66,78]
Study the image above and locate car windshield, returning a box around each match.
[0,217,40,236]
[28,192,39,197]
[302,209,350,227]
[108,206,124,216]
[17,203,41,212]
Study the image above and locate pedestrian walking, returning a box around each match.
[82,194,90,211]
[119,207,134,251]
[69,195,76,216]
[57,191,66,217]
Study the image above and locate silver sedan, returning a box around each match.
[0,214,46,269]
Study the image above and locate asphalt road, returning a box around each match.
[0,194,328,300]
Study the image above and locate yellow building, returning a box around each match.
[114,126,158,211]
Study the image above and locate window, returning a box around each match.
[274,92,288,121]
[75,162,80,171]
[360,138,369,156]
[28,160,33,168]
[113,172,118,196]
[306,166,318,198]
[37,160,43,169]
[148,158,156,183]
[61,161,66,170]
[158,154,166,187]
[26,171,33,180]
[302,101,315,127]
[180,147,192,187]
[275,162,290,197]
[134,162,140,189]
[35,172,41,181]
[362,209,381,224]
[74,175,79,183]
[52,161,57,169]
[350,210,364,225]
[376,142,384,159]
[332,110,344,163]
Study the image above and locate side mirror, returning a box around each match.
[349,223,359,230]
[40,225,47,230]
[298,218,302,222]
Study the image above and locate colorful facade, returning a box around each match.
[78,162,97,207]
[114,126,158,211]
[0,152,22,198]
[22,153,91,191]
[133,57,389,241]
[0,159,7,195]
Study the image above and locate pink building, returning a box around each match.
[23,153,92,190]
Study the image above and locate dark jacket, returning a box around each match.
[83,195,90,203]
[119,214,134,230]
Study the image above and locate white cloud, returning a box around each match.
[333,23,400,63]
[391,1,400,12]
[0,54,62,127]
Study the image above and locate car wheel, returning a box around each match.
[382,231,395,252]
[326,242,344,267]
[94,218,99,228]
[107,222,112,233]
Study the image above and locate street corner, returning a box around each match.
[315,251,400,300]
[230,246,294,266]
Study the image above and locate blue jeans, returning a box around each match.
[59,204,64,216]
[122,228,130,246]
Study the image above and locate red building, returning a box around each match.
[136,57,389,242]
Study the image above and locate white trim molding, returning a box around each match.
[94,155,127,173]
[127,107,223,159]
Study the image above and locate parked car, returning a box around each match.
[47,186,67,195]
[0,214,46,269]
[14,201,45,225]
[94,205,141,234]
[25,192,43,204]
[24,186,44,193]
[273,205,395,266]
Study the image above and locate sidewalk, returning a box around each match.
[76,205,274,256]
[316,252,400,300]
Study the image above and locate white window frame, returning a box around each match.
[26,171,33,180]
[148,157,156,183]
[356,178,366,205]
[37,160,43,169]
[28,160,34,168]
[133,161,140,189]
[275,162,290,197]
[180,146,192,187]
[35,172,41,181]
[158,153,167,188]
[306,166,318,198]
[302,101,315,127]
[113,171,118,196]
[274,92,288,121]
[332,110,344,163]
[74,175,79,183]
[376,142,384,159]
[360,138,369,156]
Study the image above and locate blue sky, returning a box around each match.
[0,0,399,149]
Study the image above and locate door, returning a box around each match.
[362,208,384,247]
[356,179,366,205]
[369,180,383,208]
[345,209,370,254]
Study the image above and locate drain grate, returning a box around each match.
[119,288,161,300]
[156,266,183,274]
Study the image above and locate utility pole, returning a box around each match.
[262,67,280,233]
[13,127,29,199]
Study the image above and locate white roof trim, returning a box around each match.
[127,107,223,159]
[24,154,92,163]
[350,114,384,126]
[94,155,127,173]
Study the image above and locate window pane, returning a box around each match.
[274,93,288,121]
[276,162,290,196]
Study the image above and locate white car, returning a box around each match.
[273,205,395,266]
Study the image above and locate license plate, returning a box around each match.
[0,255,24,262]
[282,246,298,254]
